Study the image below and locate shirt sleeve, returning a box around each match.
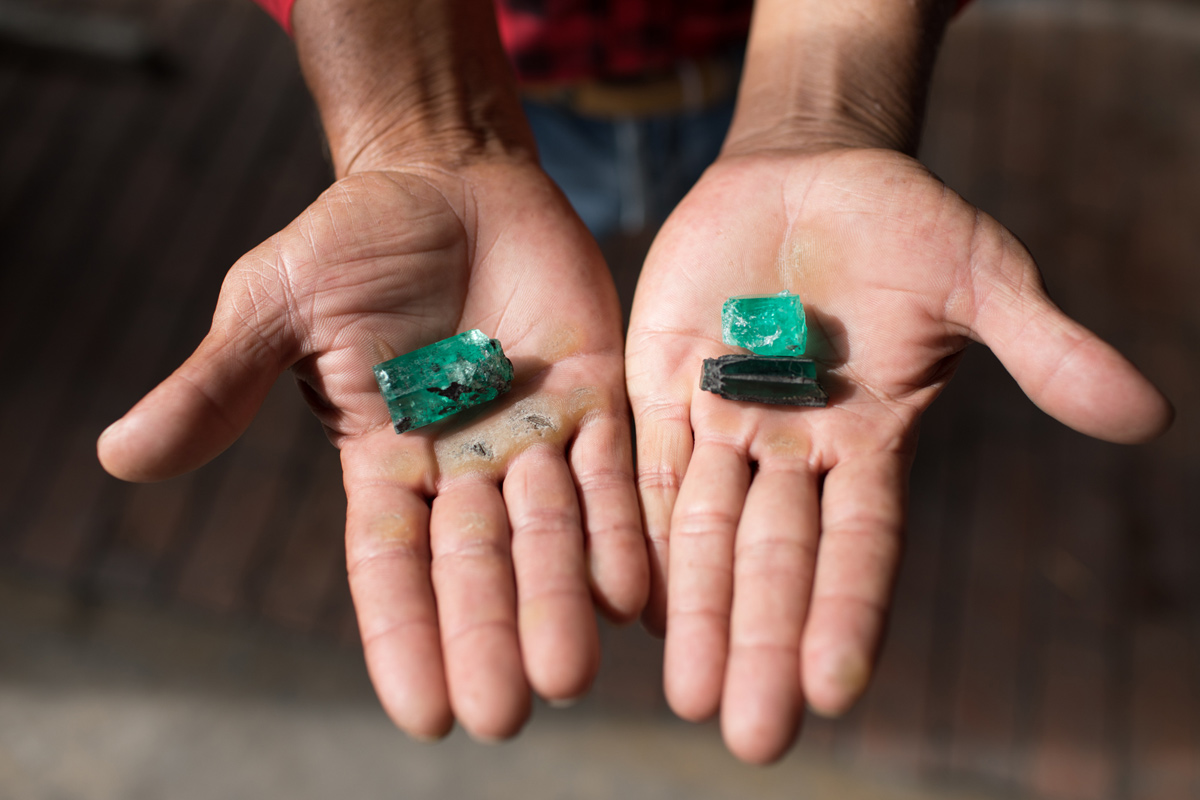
[254,0,975,46]
[253,0,295,34]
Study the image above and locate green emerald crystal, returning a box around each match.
[722,292,808,356]
[700,354,827,406]
[373,329,514,433]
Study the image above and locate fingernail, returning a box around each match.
[466,732,506,745]
[834,652,870,698]
[98,420,123,443]
[808,652,870,719]
[548,695,582,709]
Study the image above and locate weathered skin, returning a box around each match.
[98,161,649,744]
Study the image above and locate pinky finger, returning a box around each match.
[801,452,907,717]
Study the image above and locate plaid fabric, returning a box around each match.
[497,0,975,85]
[251,0,974,85]
[256,0,296,34]
[496,0,753,84]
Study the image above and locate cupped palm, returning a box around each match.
[627,147,1171,764]
[99,161,649,741]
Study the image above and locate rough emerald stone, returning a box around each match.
[700,354,827,407]
[722,292,808,356]
[373,329,514,433]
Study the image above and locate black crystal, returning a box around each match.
[700,355,828,407]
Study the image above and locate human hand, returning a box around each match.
[98,157,648,739]
[626,146,1172,763]
[100,0,648,743]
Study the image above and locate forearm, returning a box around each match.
[291,0,534,176]
[725,0,958,156]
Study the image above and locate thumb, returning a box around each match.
[98,275,295,482]
[964,220,1173,444]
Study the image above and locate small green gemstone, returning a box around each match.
[700,354,827,406]
[722,292,808,356]
[373,329,514,434]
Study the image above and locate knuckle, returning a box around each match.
[433,537,510,566]
[812,590,888,620]
[735,537,818,569]
[359,615,438,649]
[347,540,427,577]
[512,505,579,539]
[638,466,682,493]
[584,516,642,542]
[728,638,799,659]
[441,617,517,649]
[636,399,690,425]
[673,507,740,540]
[575,467,634,495]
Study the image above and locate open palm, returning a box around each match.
[627,147,1171,763]
[99,161,648,740]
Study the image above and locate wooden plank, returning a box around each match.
[919,18,984,193]
[7,9,305,571]
[0,0,167,228]
[0,84,139,348]
[946,430,1036,787]
[590,619,669,715]
[1128,622,1200,800]
[171,378,310,612]
[92,97,330,596]
[937,17,1066,787]
[1029,641,1118,800]
[0,0,261,541]
[914,11,1019,784]
[17,429,118,576]
[852,438,956,776]
[0,0,220,355]
[255,438,347,632]
[93,474,198,594]
[1026,432,1126,800]
[0,73,81,227]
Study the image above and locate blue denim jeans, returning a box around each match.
[522,96,737,240]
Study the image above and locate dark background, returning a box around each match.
[0,0,1196,797]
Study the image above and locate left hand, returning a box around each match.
[626,145,1172,763]
[98,158,648,741]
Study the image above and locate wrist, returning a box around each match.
[292,0,535,176]
[722,0,957,157]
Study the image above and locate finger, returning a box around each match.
[663,440,749,722]
[720,460,818,765]
[98,260,293,482]
[965,219,1173,444]
[801,452,906,718]
[632,399,694,635]
[345,472,452,740]
[570,412,649,623]
[430,480,530,740]
[505,449,599,703]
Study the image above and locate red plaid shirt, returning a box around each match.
[497,0,753,84]
[257,0,973,84]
